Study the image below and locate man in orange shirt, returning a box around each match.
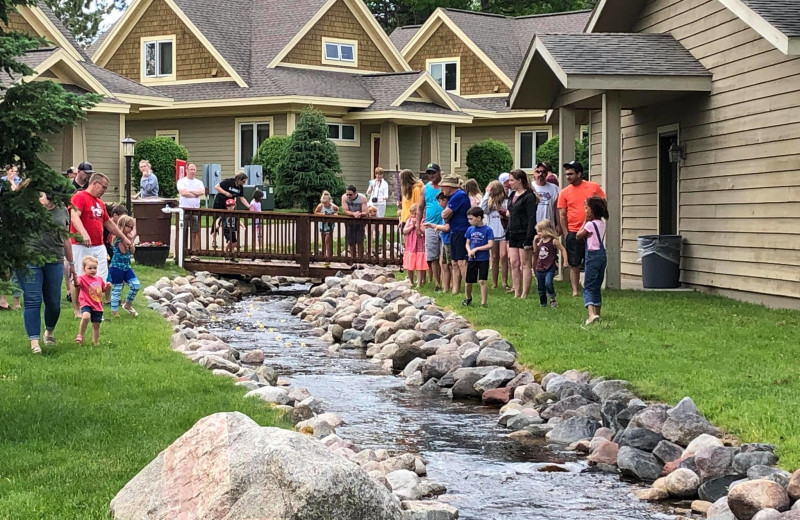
[557,161,606,296]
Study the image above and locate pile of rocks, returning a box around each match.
[137,272,456,520]
[292,270,800,520]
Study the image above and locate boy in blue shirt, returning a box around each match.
[463,206,494,307]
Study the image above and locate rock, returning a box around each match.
[707,497,736,520]
[482,338,515,354]
[694,446,737,482]
[403,358,426,378]
[473,368,516,394]
[699,475,745,503]
[481,387,515,406]
[747,466,792,488]
[591,379,629,401]
[256,366,278,386]
[420,353,462,382]
[752,510,783,520]
[436,369,456,388]
[386,469,421,500]
[110,413,401,520]
[475,348,516,369]
[588,441,619,465]
[541,395,593,420]
[507,412,544,431]
[401,500,459,520]
[665,468,700,498]
[244,386,292,406]
[507,372,535,387]
[628,405,670,435]
[392,344,425,372]
[653,440,684,464]
[239,350,265,364]
[498,409,521,427]
[633,487,668,501]
[662,413,721,446]
[450,367,494,400]
[451,330,479,346]
[298,396,325,415]
[683,433,725,457]
[475,329,501,342]
[601,399,628,430]
[691,499,712,514]
[547,417,600,445]
[405,372,424,386]
[727,479,790,520]
[787,469,800,500]
[618,428,665,453]
[732,451,779,475]
[617,446,664,481]
[593,427,615,441]
[514,383,544,402]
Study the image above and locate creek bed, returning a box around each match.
[210,295,681,520]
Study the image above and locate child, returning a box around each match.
[366,205,379,257]
[74,256,109,345]
[402,203,428,288]
[250,189,264,248]
[576,196,609,325]
[464,178,482,207]
[533,219,569,308]
[463,206,493,307]
[109,215,140,317]
[222,198,244,260]
[425,192,452,293]
[314,190,339,258]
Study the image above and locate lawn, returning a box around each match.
[413,278,800,469]
[0,264,290,520]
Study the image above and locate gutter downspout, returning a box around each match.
[162,205,184,268]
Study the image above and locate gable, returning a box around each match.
[3,11,38,36]
[407,22,509,96]
[103,0,229,82]
[281,0,394,73]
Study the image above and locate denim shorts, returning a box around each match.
[81,306,103,323]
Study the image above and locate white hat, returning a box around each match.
[498,172,510,184]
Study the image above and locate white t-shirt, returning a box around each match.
[533,181,559,224]
[367,178,389,206]
[177,177,205,208]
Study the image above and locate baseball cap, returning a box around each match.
[425,163,441,173]
[563,160,584,173]
[498,172,510,184]
[77,161,94,173]
[225,198,236,207]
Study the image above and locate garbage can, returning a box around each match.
[132,198,178,245]
[637,235,682,289]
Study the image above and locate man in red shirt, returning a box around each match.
[69,173,131,317]
[557,161,606,297]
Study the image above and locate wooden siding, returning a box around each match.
[3,11,36,35]
[282,0,393,72]
[84,113,122,201]
[589,110,603,185]
[408,24,509,97]
[105,0,229,82]
[337,123,378,188]
[399,127,422,174]
[611,0,800,304]
[39,129,65,173]
[453,125,515,177]
[438,124,451,176]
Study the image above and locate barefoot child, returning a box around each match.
[75,256,109,345]
[576,196,609,325]
[109,215,140,317]
[402,203,427,288]
[424,192,452,293]
[314,191,339,257]
[533,219,568,308]
[463,206,493,307]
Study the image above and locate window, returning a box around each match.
[452,137,461,168]
[237,120,271,170]
[327,123,357,143]
[142,36,175,80]
[321,38,358,67]
[517,129,551,170]
[156,130,179,143]
[428,58,459,93]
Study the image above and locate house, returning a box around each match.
[509,0,800,309]
[389,8,591,176]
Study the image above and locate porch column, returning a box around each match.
[558,106,576,185]
[602,91,622,290]
[62,122,87,168]
[420,125,440,173]
[379,122,401,203]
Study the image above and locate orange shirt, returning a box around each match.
[557,180,606,232]
[400,181,423,223]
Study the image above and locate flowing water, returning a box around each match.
[210,294,683,520]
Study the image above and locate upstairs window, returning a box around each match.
[322,38,358,68]
[428,59,459,93]
[142,36,175,81]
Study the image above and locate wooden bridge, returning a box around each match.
[179,208,403,278]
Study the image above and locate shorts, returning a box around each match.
[440,243,452,264]
[109,267,137,285]
[187,215,200,234]
[346,223,365,246]
[450,232,467,262]
[223,228,238,243]
[424,227,441,261]
[466,260,490,283]
[72,244,109,279]
[507,236,527,249]
[565,232,586,267]
[80,306,103,323]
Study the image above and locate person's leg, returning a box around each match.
[77,310,90,343]
[123,273,141,315]
[464,282,472,302]
[110,282,124,315]
[570,266,581,297]
[490,241,499,288]
[583,252,601,322]
[535,270,547,306]
[19,266,44,349]
[508,247,521,297]
[92,321,101,345]
[408,269,416,286]
[500,240,509,289]
[520,248,532,299]
[41,262,63,341]
[546,267,557,306]
[594,256,607,317]
[71,245,84,317]
[479,280,488,305]
[11,273,22,309]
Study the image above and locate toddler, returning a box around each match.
[250,189,264,247]
[314,190,339,257]
[402,203,428,287]
[75,256,109,345]
[533,219,568,307]
[463,206,493,307]
[576,196,609,325]
[109,215,140,317]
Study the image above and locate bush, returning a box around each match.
[274,107,346,212]
[252,135,289,185]
[536,136,590,180]
[465,139,513,189]
[132,137,189,198]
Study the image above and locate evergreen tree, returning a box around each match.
[274,107,346,212]
[43,0,128,48]
[1,0,101,294]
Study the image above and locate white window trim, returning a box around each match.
[140,35,176,84]
[156,129,180,143]
[426,57,460,95]
[321,37,358,68]
[515,126,552,172]
[327,120,360,147]
[452,136,461,169]
[234,117,274,171]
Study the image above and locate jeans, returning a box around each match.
[17,262,64,340]
[535,265,557,305]
[583,248,607,308]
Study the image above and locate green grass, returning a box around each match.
[412,277,800,469]
[0,264,290,519]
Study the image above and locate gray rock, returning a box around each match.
[482,338,515,353]
[665,468,701,498]
[514,383,544,402]
[547,417,600,445]
[507,413,544,431]
[617,446,664,481]
[244,387,293,406]
[653,440,684,465]
[628,405,670,435]
[601,399,628,430]
[420,353,462,382]
[460,347,480,368]
[618,427,664,453]
[591,379,629,401]
[747,466,792,488]
[751,509,783,520]
[392,344,425,372]
[401,500,459,520]
[386,469,421,500]
[696,446,738,482]
[707,497,736,520]
[420,338,449,357]
[661,413,720,447]
[684,433,725,457]
[239,350,265,364]
[451,330,479,346]
[699,475,742,502]
[733,451,779,475]
[419,378,441,393]
[450,372,486,400]
[475,348,516,369]
[436,369,456,388]
[402,358,426,378]
[573,403,602,421]
[557,382,599,403]
[507,372,535,387]
[405,372,424,386]
[473,368,516,394]
[256,366,278,386]
[541,395,593,420]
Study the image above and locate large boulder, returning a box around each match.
[392,344,425,372]
[420,353,462,382]
[699,475,745,503]
[726,479,790,520]
[547,417,600,445]
[788,469,800,501]
[732,450,779,475]
[473,368,516,394]
[695,446,738,482]
[664,468,700,498]
[617,446,664,481]
[110,413,402,520]
[618,427,664,453]
[661,397,720,446]
[475,348,515,369]
[541,395,593,420]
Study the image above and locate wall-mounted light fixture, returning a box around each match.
[668,141,686,164]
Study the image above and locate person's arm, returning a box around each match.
[418,188,427,226]
[366,181,374,196]
[403,219,415,235]
[465,233,473,257]
[341,195,353,216]
[554,238,569,267]
[359,197,367,216]
[524,192,537,247]
[63,235,76,285]
[177,181,195,198]
[313,203,323,215]
[558,208,568,237]
[70,207,92,245]
[576,222,591,241]
[104,219,132,248]
[237,196,250,209]
[214,183,227,196]
[533,235,542,255]
[441,206,453,220]
[118,239,129,255]
[480,193,491,214]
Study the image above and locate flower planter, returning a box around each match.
[134,245,170,267]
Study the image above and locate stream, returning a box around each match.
[209,294,682,520]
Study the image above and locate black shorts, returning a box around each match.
[346,224,365,246]
[223,228,238,243]
[566,232,585,267]
[466,260,490,283]
[450,232,467,261]
[81,306,103,323]
[507,234,527,249]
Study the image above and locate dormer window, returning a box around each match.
[428,58,459,94]
[142,35,176,82]
[322,37,358,68]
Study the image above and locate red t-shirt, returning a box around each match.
[70,190,109,246]
[557,181,606,232]
[77,274,107,311]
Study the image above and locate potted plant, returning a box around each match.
[134,241,169,266]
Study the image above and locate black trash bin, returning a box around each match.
[638,235,682,289]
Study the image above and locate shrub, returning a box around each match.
[274,107,346,212]
[132,137,189,198]
[252,135,289,185]
[465,139,513,189]
[536,136,590,180]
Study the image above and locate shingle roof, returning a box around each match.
[452,95,512,112]
[88,20,117,58]
[740,0,800,37]
[80,62,171,98]
[389,25,420,51]
[37,2,90,60]
[357,71,424,110]
[537,33,711,76]
[0,48,59,87]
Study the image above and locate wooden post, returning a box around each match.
[296,214,311,277]
[558,106,576,182]
[602,91,622,290]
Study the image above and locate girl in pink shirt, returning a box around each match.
[402,204,428,287]
[74,256,110,345]
[576,196,609,325]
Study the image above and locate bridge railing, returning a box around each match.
[182,208,403,274]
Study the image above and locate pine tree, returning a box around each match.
[274,107,346,212]
[43,0,128,48]
[1,0,101,294]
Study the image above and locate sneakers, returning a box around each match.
[461,297,472,306]
[550,300,558,308]
[434,285,442,293]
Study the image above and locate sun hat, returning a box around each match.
[439,174,461,188]
[498,172,510,184]
[225,198,237,207]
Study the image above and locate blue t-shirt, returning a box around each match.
[424,182,443,225]
[447,189,470,233]
[465,225,494,262]
[441,229,450,245]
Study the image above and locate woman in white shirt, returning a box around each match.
[366,167,389,217]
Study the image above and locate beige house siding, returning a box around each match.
[438,124,451,176]
[3,12,36,34]
[399,127,422,174]
[282,0,393,72]
[589,110,603,185]
[84,113,122,201]
[40,129,65,173]
[453,125,516,177]
[613,0,800,304]
[105,0,229,82]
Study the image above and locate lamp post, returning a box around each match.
[122,136,136,212]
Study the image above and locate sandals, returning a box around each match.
[44,335,56,346]
[75,334,84,344]
[31,344,42,354]
[584,316,601,326]
[123,304,138,317]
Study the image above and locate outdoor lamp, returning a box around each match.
[668,142,685,163]
[122,136,137,212]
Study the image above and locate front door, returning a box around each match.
[372,135,381,174]
[658,133,679,235]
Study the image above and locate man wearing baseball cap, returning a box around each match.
[73,161,93,191]
[418,163,443,290]
[557,160,605,297]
